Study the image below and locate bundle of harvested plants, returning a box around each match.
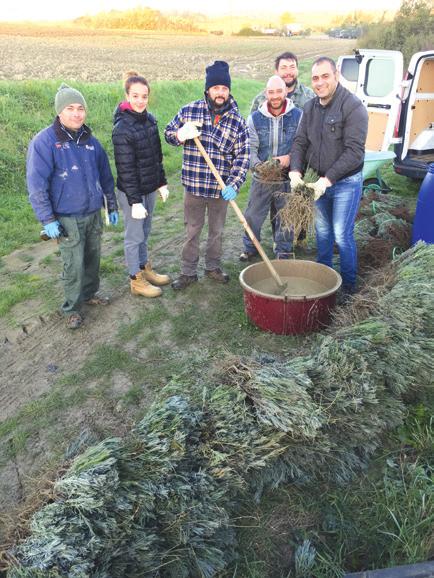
[278,168,318,245]
[254,159,285,182]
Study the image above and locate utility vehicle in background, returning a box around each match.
[338,49,434,180]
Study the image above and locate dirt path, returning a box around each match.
[1,192,315,544]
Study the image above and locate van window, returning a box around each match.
[365,58,396,97]
[341,58,359,81]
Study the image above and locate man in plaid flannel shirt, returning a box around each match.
[165,60,250,290]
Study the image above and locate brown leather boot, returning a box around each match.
[205,268,230,284]
[171,274,198,291]
[141,262,171,286]
[130,275,162,298]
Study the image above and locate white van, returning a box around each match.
[337,49,434,180]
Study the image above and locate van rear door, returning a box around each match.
[399,51,434,161]
[337,50,403,151]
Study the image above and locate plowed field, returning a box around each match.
[0,25,355,81]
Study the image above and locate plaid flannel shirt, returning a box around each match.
[164,96,250,198]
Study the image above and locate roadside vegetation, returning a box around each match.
[358,0,434,64]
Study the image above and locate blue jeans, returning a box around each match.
[243,178,292,257]
[315,172,363,288]
[117,189,157,276]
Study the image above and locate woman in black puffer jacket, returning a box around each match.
[112,71,171,298]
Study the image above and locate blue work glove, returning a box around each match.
[109,211,119,226]
[43,220,61,239]
[222,185,237,201]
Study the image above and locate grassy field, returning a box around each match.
[0,77,263,257]
[0,30,431,577]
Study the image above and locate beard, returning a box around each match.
[268,98,285,110]
[210,95,229,109]
[285,77,297,89]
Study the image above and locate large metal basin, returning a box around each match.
[239,260,342,335]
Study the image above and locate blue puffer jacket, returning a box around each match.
[27,117,116,224]
[247,99,302,169]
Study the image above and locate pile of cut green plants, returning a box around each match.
[4,243,434,577]
[355,189,413,270]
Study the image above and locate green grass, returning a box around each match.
[0,78,262,257]
[116,301,170,342]
[0,272,44,316]
[229,404,433,578]
[0,344,153,448]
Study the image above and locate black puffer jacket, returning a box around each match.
[112,104,167,204]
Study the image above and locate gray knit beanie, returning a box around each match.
[54,83,87,115]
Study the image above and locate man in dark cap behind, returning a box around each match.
[27,83,119,329]
[165,61,250,290]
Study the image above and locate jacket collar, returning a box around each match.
[258,97,295,118]
[53,116,91,144]
[113,102,150,126]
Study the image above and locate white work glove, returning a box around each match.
[307,177,331,201]
[288,171,304,189]
[177,121,202,143]
[131,203,148,219]
[158,185,170,202]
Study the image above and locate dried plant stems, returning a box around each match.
[278,168,318,245]
[254,159,285,182]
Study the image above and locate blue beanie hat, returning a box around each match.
[205,60,231,91]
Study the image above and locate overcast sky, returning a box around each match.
[1,0,401,21]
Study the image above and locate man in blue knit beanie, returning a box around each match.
[165,60,250,290]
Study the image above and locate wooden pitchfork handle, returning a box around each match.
[193,136,287,292]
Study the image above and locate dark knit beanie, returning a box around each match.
[55,83,87,115]
[205,61,231,91]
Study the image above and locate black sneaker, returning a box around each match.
[171,274,198,291]
[342,284,357,295]
[337,284,357,305]
[239,251,257,262]
[205,268,230,284]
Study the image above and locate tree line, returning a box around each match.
[74,7,202,33]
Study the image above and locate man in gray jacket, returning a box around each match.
[241,76,302,260]
[289,57,368,295]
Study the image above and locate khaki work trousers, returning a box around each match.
[181,192,229,276]
[58,211,103,314]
